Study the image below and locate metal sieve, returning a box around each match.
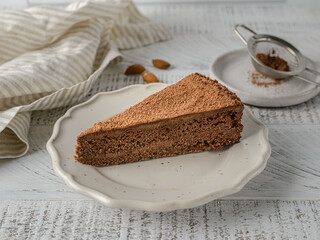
[234,24,320,86]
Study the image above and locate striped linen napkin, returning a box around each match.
[0,0,171,158]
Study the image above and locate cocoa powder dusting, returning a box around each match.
[256,53,289,71]
[249,71,281,88]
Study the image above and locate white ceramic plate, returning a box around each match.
[210,49,320,107]
[47,83,271,212]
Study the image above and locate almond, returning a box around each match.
[152,59,170,69]
[142,71,159,84]
[125,64,146,75]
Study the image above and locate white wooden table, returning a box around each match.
[1,1,320,239]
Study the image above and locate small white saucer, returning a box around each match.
[210,49,320,107]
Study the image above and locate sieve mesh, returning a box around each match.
[252,40,299,73]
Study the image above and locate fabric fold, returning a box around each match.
[0,0,171,158]
[0,110,31,158]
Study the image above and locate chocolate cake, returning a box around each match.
[75,73,244,167]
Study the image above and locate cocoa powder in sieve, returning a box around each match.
[256,53,290,72]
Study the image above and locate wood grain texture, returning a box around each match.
[140,2,320,36]
[0,200,319,240]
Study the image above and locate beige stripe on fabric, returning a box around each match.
[0,0,171,159]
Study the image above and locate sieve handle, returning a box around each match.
[305,67,320,76]
[234,24,257,46]
[295,75,320,87]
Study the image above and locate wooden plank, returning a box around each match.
[137,2,320,36]
[29,32,320,126]
[0,200,319,239]
[1,124,320,200]
[30,72,320,127]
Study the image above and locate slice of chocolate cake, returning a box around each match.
[75,73,244,167]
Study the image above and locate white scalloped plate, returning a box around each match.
[210,49,320,107]
[47,83,271,212]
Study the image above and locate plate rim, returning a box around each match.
[47,83,271,212]
[209,48,320,107]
